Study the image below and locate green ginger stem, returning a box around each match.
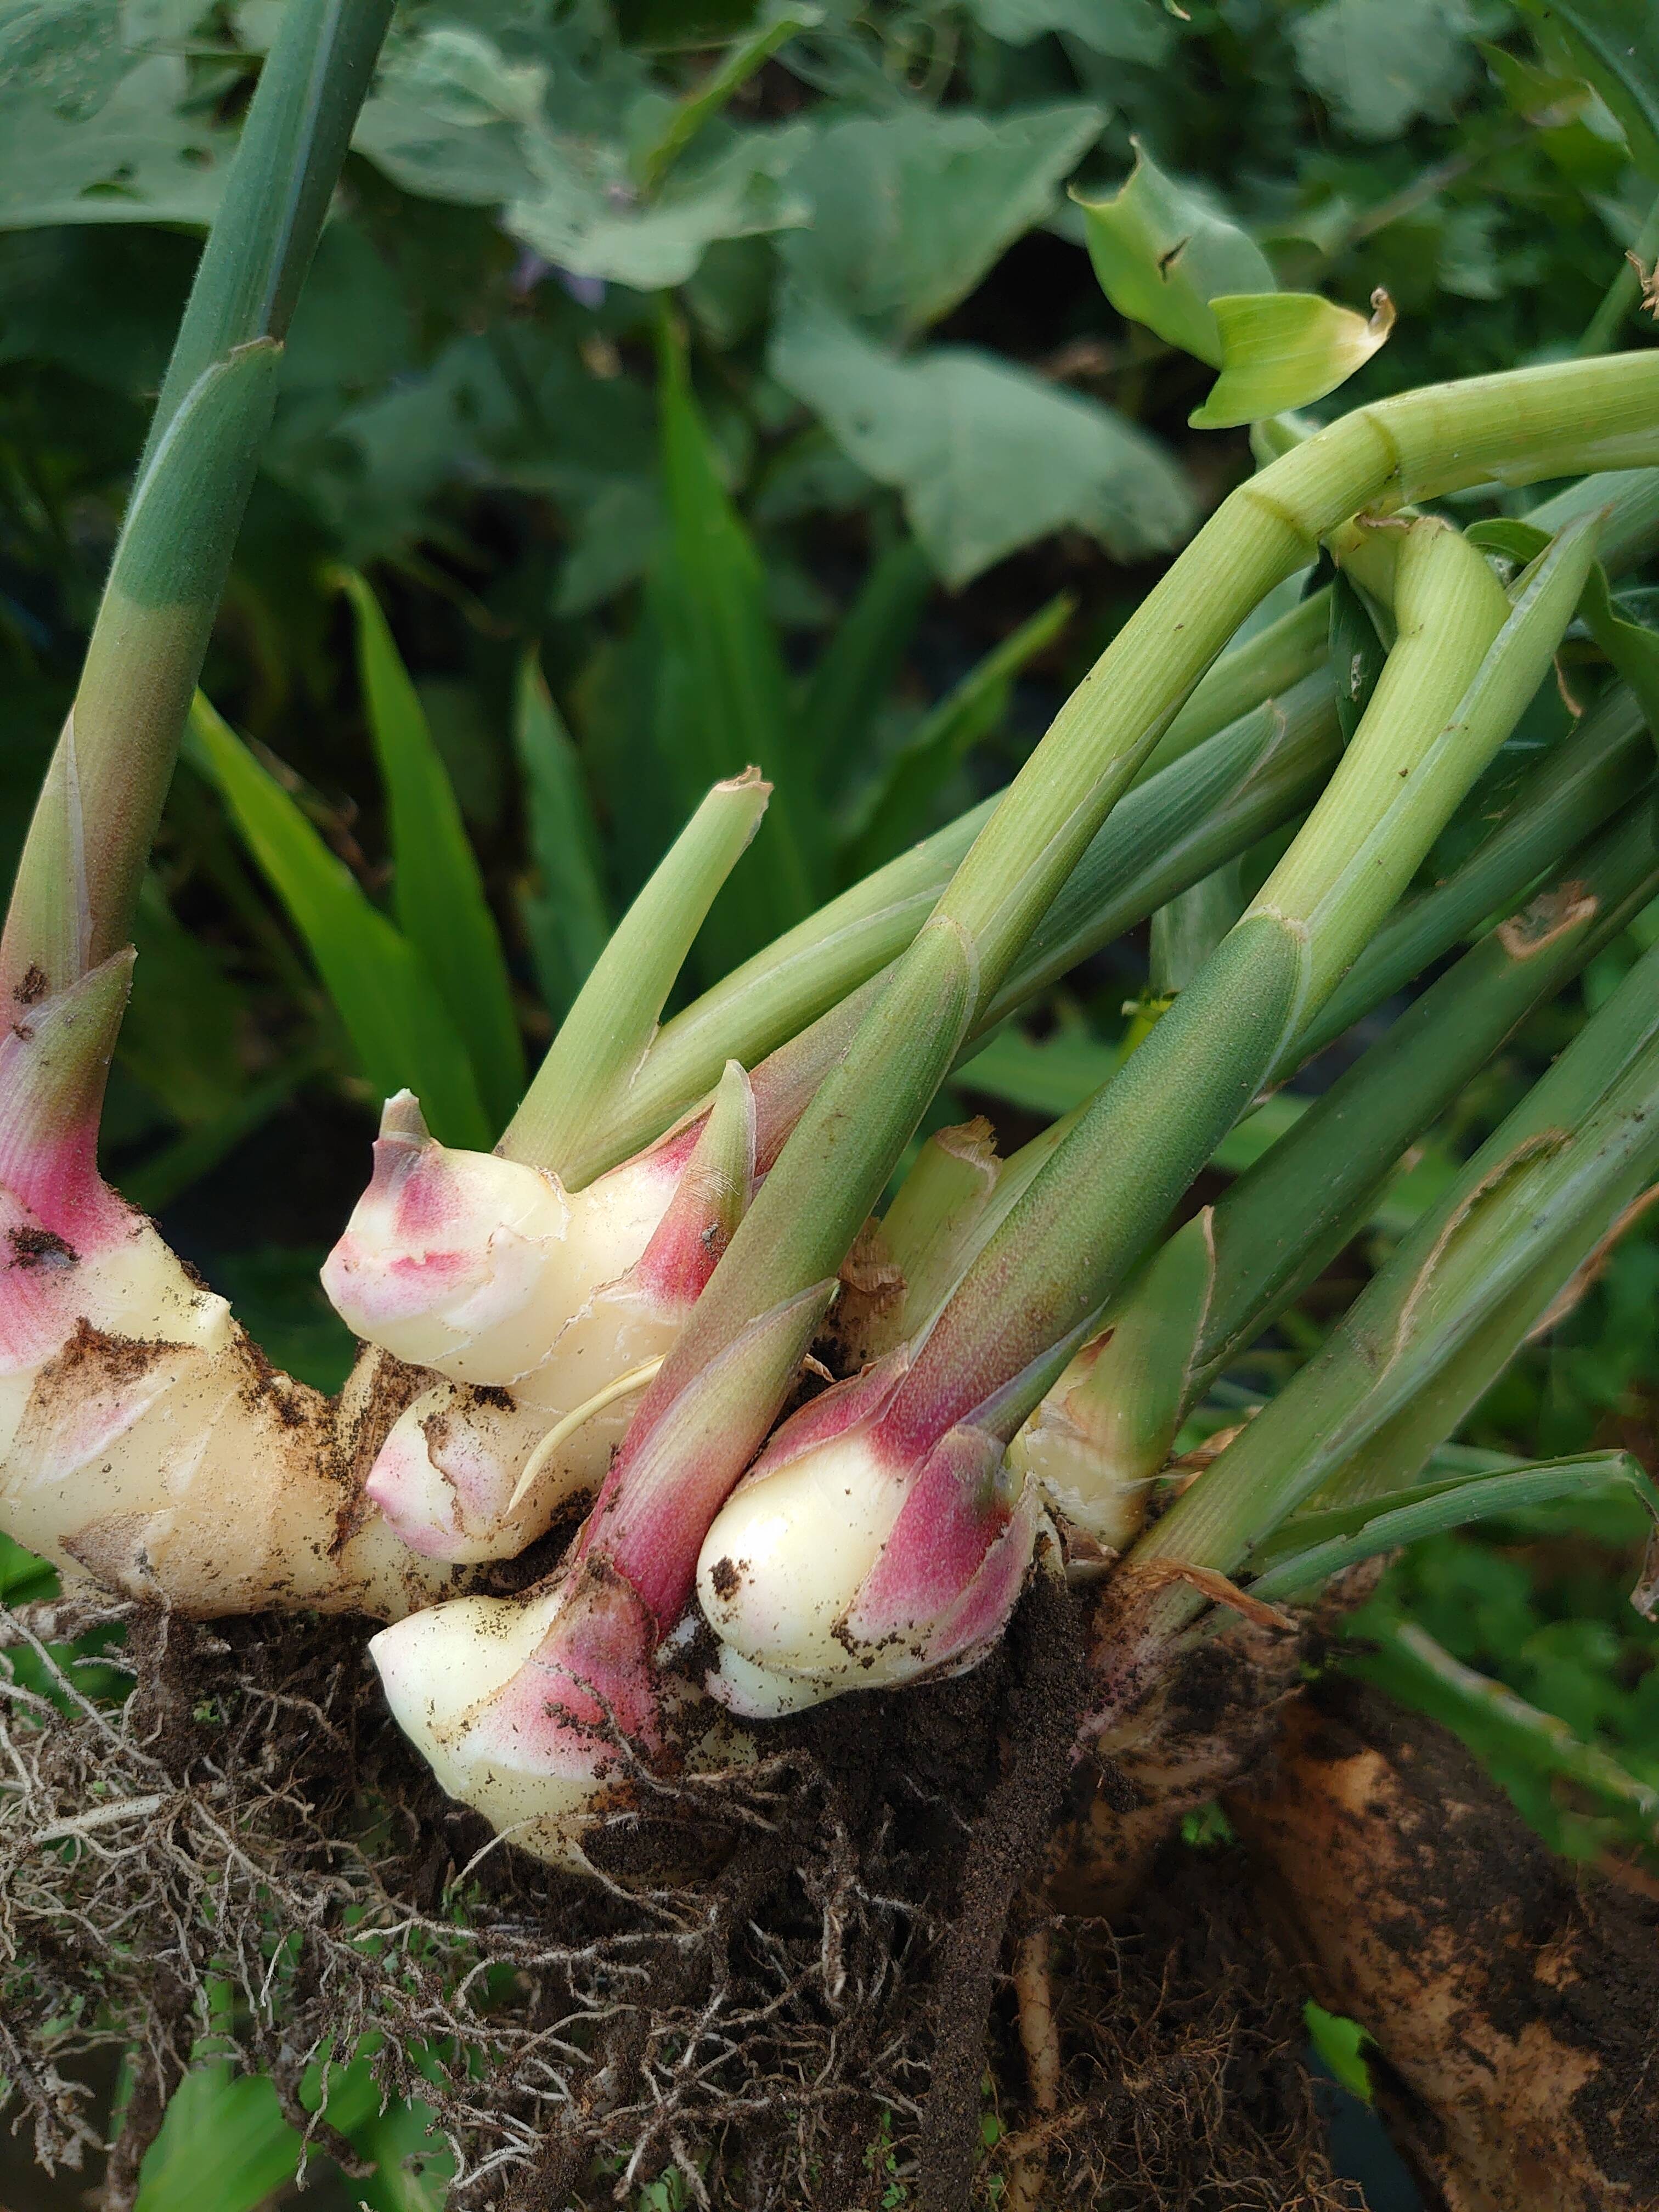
[0,0,393,1007]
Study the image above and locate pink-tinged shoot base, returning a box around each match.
[322,1092,691,1383]
[352,1081,755,1564]
[370,1559,753,1867]
[0,1048,448,1615]
[696,1355,1043,1713]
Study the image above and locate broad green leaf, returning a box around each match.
[514,651,612,1022]
[354,19,811,286]
[650,330,822,969]
[770,290,1195,587]
[135,2064,302,2212]
[1290,0,1477,140]
[332,569,524,1125]
[1189,290,1395,429]
[958,0,1176,63]
[638,1,820,192]
[0,50,235,229]
[1514,0,1659,178]
[351,25,561,204]
[509,122,811,290]
[780,101,1106,339]
[1075,143,1273,367]
[845,591,1072,876]
[187,696,492,1149]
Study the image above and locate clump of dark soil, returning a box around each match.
[0,1576,1348,2212]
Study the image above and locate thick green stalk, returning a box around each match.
[1132,928,1659,1608]
[610,357,1659,1508]
[538,465,1659,1188]
[885,519,1591,1454]
[577,672,1340,1186]
[1067,795,1659,1491]
[1293,684,1653,1063]
[0,0,392,1005]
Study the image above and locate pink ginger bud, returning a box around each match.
[360,1066,757,1563]
[371,1278,830,1857]
[695,1351,1044,1714]
[370,1555,750,1868]
[321,1091,693,1381]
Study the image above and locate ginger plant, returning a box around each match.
[5,4,1659,2199]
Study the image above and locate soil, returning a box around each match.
[0,1565,1358,2212]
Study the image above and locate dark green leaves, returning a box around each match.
[187,696,493,1150]
[514,652,612,1022]
[1514,0,1659,178]
[332,568,524,1125]
[770,290,1195,586]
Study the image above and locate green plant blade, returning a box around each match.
[1347,1614,1659,1845]
[1250,1453,1659,1604]
[844,591,1073,877]
[187,696,490,1149]
[503,770,771,1173]
[1514,0,1659,178]
[332,567,524,1127]
[1189,290,1395,431]
[798,536,934,804]
[1074,141,1274,367]
[652,321,822,969]
[514,649,612,1023]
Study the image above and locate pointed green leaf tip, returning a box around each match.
[1189,290,1396,430]
[1074,142,1274,368]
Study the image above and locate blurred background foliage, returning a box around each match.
[3,0,1659,2203]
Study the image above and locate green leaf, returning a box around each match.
[844,591,1073,876]
[1252,1451,1659,1602]
[186,696,492,1149]
[354,18,812,287]
[1290,0,1477,141]
[514,650,612,1022]
[331,569,524,1126]
[0,49,235,229]
[1513,0,1659,178]
[638,2,820,193]
[1075,142,1273,368]
[958,0,1176,63]
[779,100,1106,340]
[650,328,822,967]
[135,2064,301,2212]
[511,122,812,290]
[797,537,934,800]
[770,289,1196,587]
[1304,2002,1374,2103]
[1189,291,1396,430]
